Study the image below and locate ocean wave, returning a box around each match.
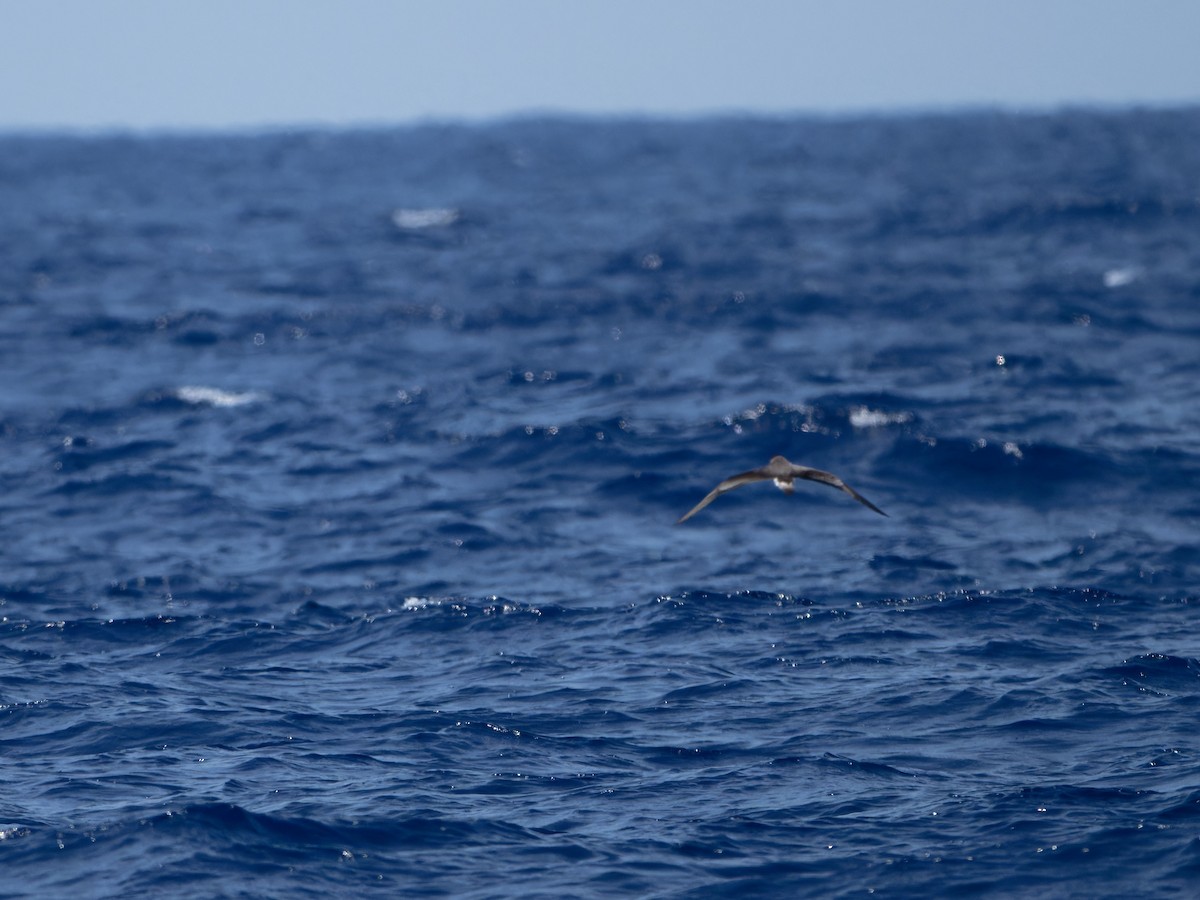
[5,111,1200,897]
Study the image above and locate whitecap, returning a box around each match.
[848,406,913,428]
[401,596,438,610]
[1103,267,1138,288]
[175,386,262,408]
[391,207,460,230]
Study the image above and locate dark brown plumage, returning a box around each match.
[676,455,887,524]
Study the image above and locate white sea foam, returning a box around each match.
[392,207,460,230]
[175,386,262,407]
[848,406,913,428]
[1103,267,1138,288]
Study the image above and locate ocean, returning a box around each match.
[1,108,1198,897]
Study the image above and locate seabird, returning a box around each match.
[676,455,887,524]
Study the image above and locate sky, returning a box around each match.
[2,0,1198,131]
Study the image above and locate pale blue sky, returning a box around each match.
[2,0,1197,130]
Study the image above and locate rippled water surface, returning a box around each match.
[2,109,1199,897]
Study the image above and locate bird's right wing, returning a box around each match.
[793,465,888,516]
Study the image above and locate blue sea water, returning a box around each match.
[1,108,1199,897]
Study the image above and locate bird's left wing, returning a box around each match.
[675,468,770,524]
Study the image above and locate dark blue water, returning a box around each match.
[2,109,1199,897]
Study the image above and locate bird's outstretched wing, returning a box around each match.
[676,456,888,523]
[675,467,773,524]
[790,464,888,517]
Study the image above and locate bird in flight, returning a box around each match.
[676,455,887,524]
